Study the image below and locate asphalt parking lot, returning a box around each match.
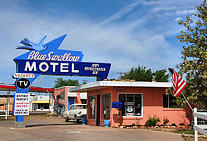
[0,115,201,141]
[0,125,185,141]
[0,115,184,141]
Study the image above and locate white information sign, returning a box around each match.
[14,93,30,115]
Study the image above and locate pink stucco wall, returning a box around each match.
[54,87,82,111]
[87,86,192,127]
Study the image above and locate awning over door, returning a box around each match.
[68,92,77,97]
[80,93,87,99]
[31,100,49,104]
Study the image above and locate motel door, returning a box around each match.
[96,95,100,126]
[68,97,74,109]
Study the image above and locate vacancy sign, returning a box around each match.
[13,73,35,78]
[14,93,30,115]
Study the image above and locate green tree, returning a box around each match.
[176,0,207,108]
[54,78,79,88]
[154,69,169,82]
[119,66,169,82]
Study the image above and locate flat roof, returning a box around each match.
[70,81,172,92]
[55,86,76,89]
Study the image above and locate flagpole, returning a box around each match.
[181,92,193,111]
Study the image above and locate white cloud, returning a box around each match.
[153,6,178,12]
[175,17,182,22]
[99,0,141,25]
[142,0,164,5]
[175,9,196,15]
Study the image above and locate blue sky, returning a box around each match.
[0,0,203,88]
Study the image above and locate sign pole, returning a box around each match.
[13,74,39,128]
[181,92,193,111]
[14,86,28,127]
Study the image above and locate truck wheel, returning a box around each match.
[74,115,79,123]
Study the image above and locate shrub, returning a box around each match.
[163,118,169,126]
[171,123,176,126]
[145,116,160,127]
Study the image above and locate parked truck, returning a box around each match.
[63,104,87,123]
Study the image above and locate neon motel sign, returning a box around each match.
[14,34,111,79]
[13,34,111,118]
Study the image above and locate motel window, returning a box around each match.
[163,94,179,108]
[102,94,111,120]
[119,94,142,116]
[89,96,96,119]
[81,99,87,104]
[38,103,49,110]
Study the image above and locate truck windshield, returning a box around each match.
[75,105,87,109]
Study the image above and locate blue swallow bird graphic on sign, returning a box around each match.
[17,35,47,51]
[15,34,84,62]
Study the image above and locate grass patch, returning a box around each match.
[177,129,204,135]
[177,129,194,134]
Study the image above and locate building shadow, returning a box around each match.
[26,123,82,128]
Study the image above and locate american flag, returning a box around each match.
[168,68,188,98]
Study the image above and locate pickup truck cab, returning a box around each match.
[63,104,87,123]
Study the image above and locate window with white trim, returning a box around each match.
[119,94,142,116]
[163,94,179,108]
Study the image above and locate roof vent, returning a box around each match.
[152,75,157,82]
